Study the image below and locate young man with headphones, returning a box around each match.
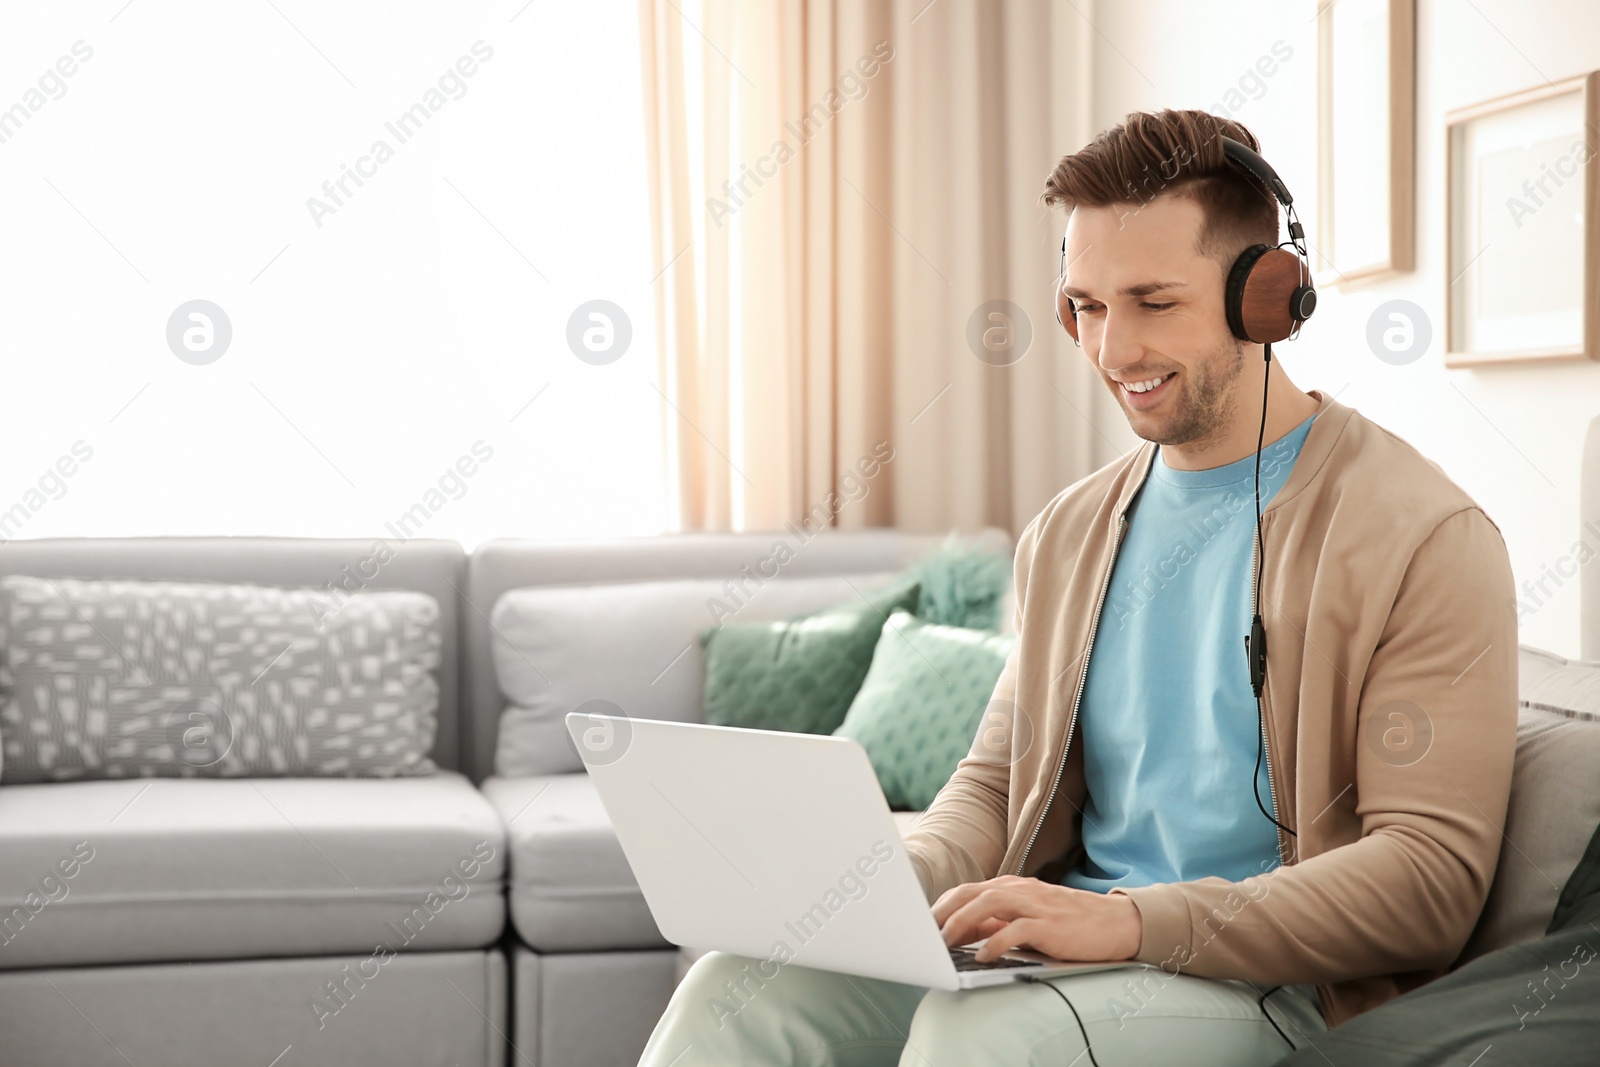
[637,110,1517,1066]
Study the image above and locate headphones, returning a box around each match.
[1053,134,1313,850]
[1053,135,1317,347]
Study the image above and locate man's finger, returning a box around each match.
[974,917,1041,962]
[956,917,1008,947]
[931,876,1012,924]
[939,888,1035,947]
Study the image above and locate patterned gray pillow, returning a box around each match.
[0,575,441,780]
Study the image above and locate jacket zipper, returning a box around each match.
[1014,510,1127,877]
[1250,529,1288,868]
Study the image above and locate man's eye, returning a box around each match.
[1073,302,1174,313]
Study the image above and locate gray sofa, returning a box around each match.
[0,528,999,1067]
[0,538,509,1067]
[11,527,1583,1066]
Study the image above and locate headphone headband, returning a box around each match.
[1221,134,1308,258]
[1220,136,1295,209]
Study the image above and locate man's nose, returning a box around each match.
[1095,308,1145,375]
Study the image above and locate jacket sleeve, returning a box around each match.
[1109,507,1519,985]
[902,513,1043,903]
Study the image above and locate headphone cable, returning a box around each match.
[1251,341,1297,842]
[1020,974,1101,1067]
[1257,984,1299,1051]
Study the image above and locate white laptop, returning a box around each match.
[564,711,1144,991]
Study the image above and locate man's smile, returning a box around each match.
[1116,371,1177,410]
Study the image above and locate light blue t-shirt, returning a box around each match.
[1061,412,1317,893]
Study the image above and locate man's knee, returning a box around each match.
[687,951,784,997]
[907,986,1038,1045]
[677,951,789,1030]
[903,969,1186,1063]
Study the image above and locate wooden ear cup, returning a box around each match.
[1225,245,1317,344]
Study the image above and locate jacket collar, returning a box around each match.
[1111,388,1354,518]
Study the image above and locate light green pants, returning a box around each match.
[638,950,1328,1066]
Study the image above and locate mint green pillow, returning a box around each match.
[833,609,1015,810]
[907,533,1013,631]
[699,576,920,735]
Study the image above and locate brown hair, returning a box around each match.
[1040,109,1279,274]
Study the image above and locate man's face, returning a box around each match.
[1059,194,1248,449]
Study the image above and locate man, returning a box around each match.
[637,109,1517,1066]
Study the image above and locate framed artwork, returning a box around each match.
[1314,0,1416,285]
[1445,72,1600,367]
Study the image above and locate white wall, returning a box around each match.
[0,1,664,549]
[1082,0,1600,657]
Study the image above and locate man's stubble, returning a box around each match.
[1126,334,1249,452]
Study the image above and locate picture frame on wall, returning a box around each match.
[1314,0,1416,285]
[1445,72,1600,367]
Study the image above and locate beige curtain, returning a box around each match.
[639,0,1105,537]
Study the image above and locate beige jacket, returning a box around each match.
[903,390,1518,1028]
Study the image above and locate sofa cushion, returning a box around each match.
[480,773,667,952]
[1518,643,1600,720]
[897,532,1014,632]
[0,771,504,969]
[700,575,921,736]
[834,610,1015,810]
[0,950,508,1067]
[1276,816,1600,1065]
[489,572,903,777]
[0,575,443,780]
[1454,646,1600,965]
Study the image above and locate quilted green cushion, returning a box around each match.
[699,575,920,736]
[833,609,1015,811]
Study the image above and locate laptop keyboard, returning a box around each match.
[950,946,1037,972]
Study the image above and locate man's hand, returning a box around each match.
[932,876,1143,963]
